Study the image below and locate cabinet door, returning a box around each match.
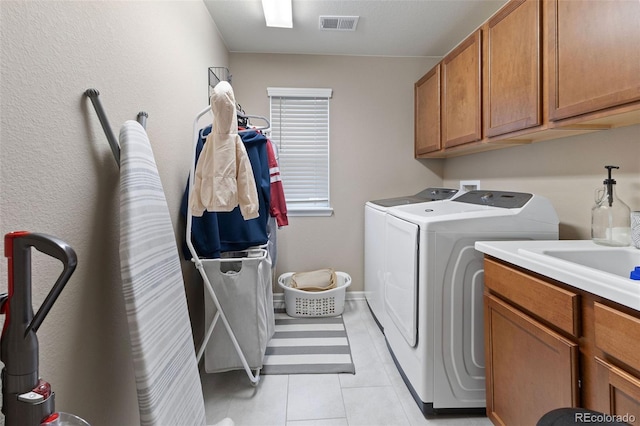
[484,0,542,137]
[485,294,579,426]
[594,302,640,374]
[415,64,441,155]
[442,30,482,148]
[548,0,640,121]
[594,357,640,422]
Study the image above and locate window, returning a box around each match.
[268,87,333,216]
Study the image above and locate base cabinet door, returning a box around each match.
[593,301,640,422]
[485,294,579,425]
[594,357,640,423]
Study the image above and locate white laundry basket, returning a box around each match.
[278,271,351,317]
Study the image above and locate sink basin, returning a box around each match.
[518,246,640,279]
[475,240,640,312]
[536,249,640,279]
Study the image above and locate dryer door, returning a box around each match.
[384,214,419,347]
[364,204,387,328]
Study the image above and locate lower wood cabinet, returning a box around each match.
[594,357,640,422]
[593,302,640,420]
[484,293,579,425]
[484,257,640,425]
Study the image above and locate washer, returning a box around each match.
[383,190,559,415]
[364,188,458,330]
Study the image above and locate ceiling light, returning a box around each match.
[262,0,292,28]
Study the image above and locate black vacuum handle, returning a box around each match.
[15,233,77,335]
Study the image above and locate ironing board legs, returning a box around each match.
[197,274,261,386]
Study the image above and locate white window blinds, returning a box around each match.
[268,87,333,216]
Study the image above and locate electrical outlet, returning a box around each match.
[460,180,480,192]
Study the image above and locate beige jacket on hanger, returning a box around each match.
[190,81,259,220]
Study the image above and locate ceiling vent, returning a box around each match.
[319,15,359,31]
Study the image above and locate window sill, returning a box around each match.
[287,207,334,217]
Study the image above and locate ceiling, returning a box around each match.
[203,0,508,57]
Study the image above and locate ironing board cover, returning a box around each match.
[118,120,207,426]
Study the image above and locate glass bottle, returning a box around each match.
[591,165,631,247]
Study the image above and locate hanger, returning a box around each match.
[237,107,270,134]
[238,115,270,134]
[195,103,270,137]
[237,104,249,128]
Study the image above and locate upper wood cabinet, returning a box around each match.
[484,0,542,138]
[548,0,640,121]
[415,64,441,155]
[442,30,482,148]
[414,0,640,158]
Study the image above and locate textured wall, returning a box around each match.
[229,52,640,291]
[3,2,636,425]
[229,53,445,292]
[0,1,227,424]
[443,125,640,239]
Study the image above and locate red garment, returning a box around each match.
[266,140,288,227]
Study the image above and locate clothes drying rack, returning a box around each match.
[87,87,272,386]
[186,105,271,386]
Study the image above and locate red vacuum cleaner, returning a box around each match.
[1,231,78,425]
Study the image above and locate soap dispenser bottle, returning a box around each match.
[591,165,631,247]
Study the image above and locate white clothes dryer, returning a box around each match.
[364,188,458,330]
[383,190,559,416]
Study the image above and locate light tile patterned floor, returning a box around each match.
[201,300,492,426]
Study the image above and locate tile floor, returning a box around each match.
[201,300,492,426]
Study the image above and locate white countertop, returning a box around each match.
[475,240,640,311]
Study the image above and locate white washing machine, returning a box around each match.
[364,188,458,330]
[383,190,559,415]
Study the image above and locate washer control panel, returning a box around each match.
[452,190,533,208]
[371,187,458,207]
[414,187,459,200]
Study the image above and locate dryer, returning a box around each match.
[364,188,458,330]
[383,190,559,415]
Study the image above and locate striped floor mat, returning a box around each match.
[262,313,356,375]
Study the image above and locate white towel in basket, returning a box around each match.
[291,268,337,292]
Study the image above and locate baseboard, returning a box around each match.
[273,291,365,310]
[346,291,365,301]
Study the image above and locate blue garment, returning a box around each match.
[181,126,270,258]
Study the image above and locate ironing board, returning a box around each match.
[118,120,233,425]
